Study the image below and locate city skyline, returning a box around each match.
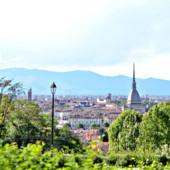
[0,0,170,80]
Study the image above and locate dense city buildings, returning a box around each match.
[19,93,170,129]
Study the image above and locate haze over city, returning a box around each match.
[0,0,170,80]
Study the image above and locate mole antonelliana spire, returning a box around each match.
[132,63,136,89]
[126,63,145,113]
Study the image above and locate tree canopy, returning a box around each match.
[96,127,105,136]
[54,128,82,152]
[96,127,108,142]
[6,100,57,148]
[103,122,110,127]
[89,123,100,129]
[63,123,71,128]
[76,123,84,129]
[141,100,157,106]
[108,109,142,152]
[139,101,170,151]
[0,78,24,138]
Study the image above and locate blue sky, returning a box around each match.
[0,0,170,80]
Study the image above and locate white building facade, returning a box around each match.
[68,114,103,129]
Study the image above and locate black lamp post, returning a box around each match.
[50,82,56,150]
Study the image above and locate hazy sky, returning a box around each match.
[0,0,170,80]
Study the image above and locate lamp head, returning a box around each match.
[50,82,57,94]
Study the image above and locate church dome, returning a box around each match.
[127,88,141,105]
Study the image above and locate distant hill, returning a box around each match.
[0,68,170,95]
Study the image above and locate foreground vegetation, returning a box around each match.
[0,140,169,169]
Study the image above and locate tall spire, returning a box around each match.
[132,63,136,89]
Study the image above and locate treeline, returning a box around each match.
[108,102,170,152]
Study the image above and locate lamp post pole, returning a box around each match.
[50,82,56,150]
[51,90,54,149]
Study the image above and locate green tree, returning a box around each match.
[96,127,105,136]
[108,109,142,152]
[6,100,42,147]
[76,123,84,129]
[101,132,108,142]
[141,100,148,106]
[54,128,82,152]
[98,112,103,116]
[39,112,58,150]
[103,122,110,127]
[0,78,24,138]
[89,123,100,129]
[63,123,71,128]
[96,127,108,142]
[149,101,157,106]
[141,100,157,107]
[6,100,57,149]
[139,101,170,152]
[0,95,15,138]
[120,100,127,106]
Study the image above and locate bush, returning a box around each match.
[106,154,120,165]
[63,123,71,128]
[139,154,155,166]
[106,153,139,167]
[158,154,169,166]
[155,144,170,165]
[93,156,103,164]
[74,154,83,166]
[58,157,66,167]
[115,154,137,167]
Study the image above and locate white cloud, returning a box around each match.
[154,23,165,31]
[0,0,111,40]
[0,0,151,41]
[9,57,21,62]
[137,53,170,80]
[129,48,156,62]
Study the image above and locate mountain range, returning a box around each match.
[0,68,170,96]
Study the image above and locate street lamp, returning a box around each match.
[50,82,57,150]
